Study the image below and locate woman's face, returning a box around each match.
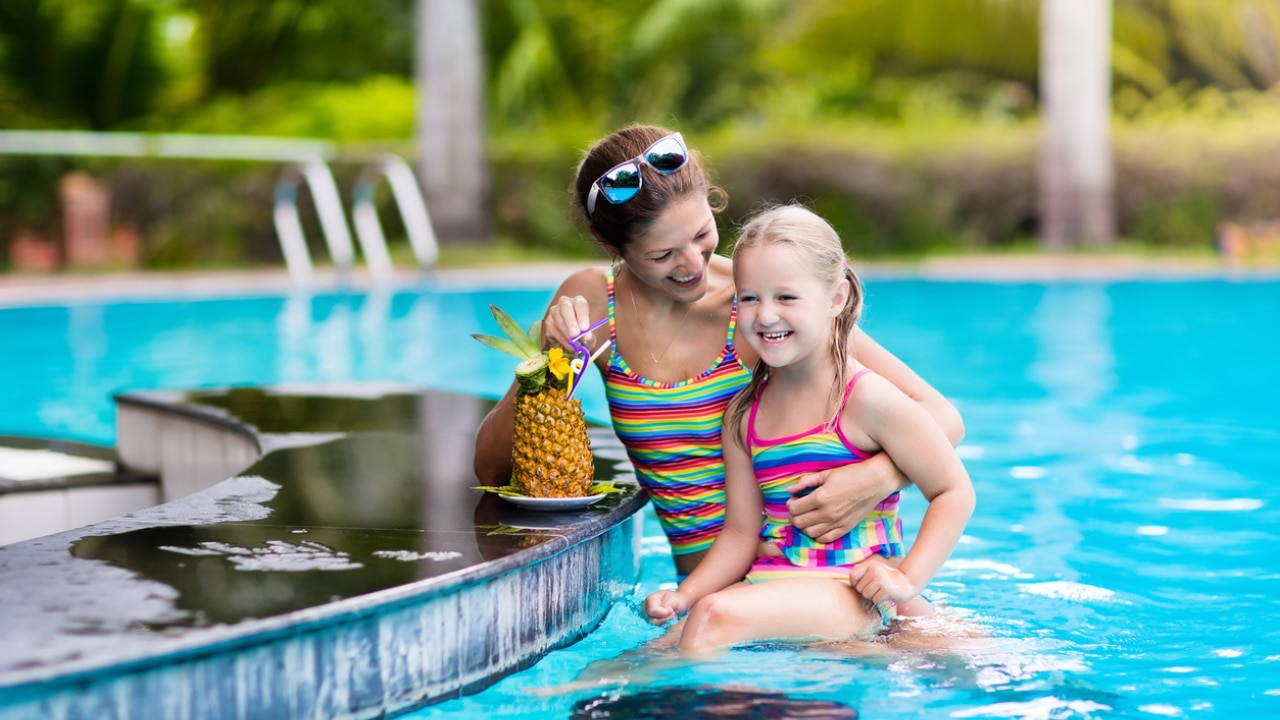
[621,196,719,302]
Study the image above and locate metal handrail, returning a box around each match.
[0,131,433,285]
[351,154,439,275]
[0,130,338,161]
[272,157,357,284]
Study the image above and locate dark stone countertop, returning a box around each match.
[0,384,644,691]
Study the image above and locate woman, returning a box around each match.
[474,124,964,579]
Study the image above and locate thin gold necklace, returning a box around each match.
[624,266,692,365]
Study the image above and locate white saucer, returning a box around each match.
[499,494,605,511]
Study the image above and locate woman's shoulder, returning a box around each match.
[706,255,736,302]
[554,265,610,302]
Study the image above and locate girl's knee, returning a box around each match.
[896,595,934,618]
[678,593,746,652]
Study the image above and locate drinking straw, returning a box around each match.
[566,317,608,400]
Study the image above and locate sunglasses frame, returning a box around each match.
[586,132,688,217]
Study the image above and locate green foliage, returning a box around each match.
[0,0,168,129]
[160,75,415,140]
[708,121,1040,256]
[780,1,1040,87]
[1130,193,1222,247]
[1113,0,1280,115]
[9,0,1280,270]
[0,156,74,239]
[104,159,280,269]
[184,0,413,95]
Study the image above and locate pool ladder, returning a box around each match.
[273,154,439,285]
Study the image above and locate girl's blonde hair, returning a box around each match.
[726,204,864,447]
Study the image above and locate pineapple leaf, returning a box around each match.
[471,333,527,359]
[528,320,542,350]
[473,484,526,497]
[489,305,539,358]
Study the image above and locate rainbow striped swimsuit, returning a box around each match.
[603,267,753,555]
[748,369,904,569]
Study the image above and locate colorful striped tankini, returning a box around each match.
[749,369,904,570]
[603,266,753,556]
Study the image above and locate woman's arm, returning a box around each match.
[787,328,964,542]
[851,327,964,445]
[846,373,975,604]
[644,417,762,624]
[473,382,519,486]
[472,268,607,485]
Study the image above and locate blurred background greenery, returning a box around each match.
[2,0,1280,271]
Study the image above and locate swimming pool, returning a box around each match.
[2,275,1278,718]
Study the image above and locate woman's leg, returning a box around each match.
[678,579,878,654]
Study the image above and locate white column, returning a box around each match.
[416,0,490,244]
[1040,0,1115,248]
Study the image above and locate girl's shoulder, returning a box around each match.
[841,364,920,445]
[843,364,900,410]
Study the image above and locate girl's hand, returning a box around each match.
[848,557,919,606]
[644,589,691,625]
[787,455,906,543]
[544,295,597,352]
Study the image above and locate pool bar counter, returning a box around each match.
[0,385,645,719]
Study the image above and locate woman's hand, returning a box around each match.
[848,557,919,607]
[544,294,598,352]
[644,589,691,625]
[786,453,908,543]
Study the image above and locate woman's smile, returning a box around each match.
[669,269,704,289]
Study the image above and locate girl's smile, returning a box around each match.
[735,243,847,369]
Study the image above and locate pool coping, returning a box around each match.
[1,255,1277,306]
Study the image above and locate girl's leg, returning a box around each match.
[678,579,878,654]
[895,595,934,617]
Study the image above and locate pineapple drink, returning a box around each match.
[473,305,594,497]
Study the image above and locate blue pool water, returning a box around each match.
[2,276,1278,717]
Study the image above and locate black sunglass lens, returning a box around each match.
[646,137,687,173]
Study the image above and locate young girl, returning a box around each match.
[474,124,966,580]
[644,205,975,652]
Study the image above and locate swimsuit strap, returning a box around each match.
[825,368,874,447]
[747,368,875,448]
[833,368,874,425]
[606,264,619,345]
[726,295,738,348]
[746,377,765,451]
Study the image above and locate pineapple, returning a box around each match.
[472,304,594,497]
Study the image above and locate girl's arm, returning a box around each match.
[788,327,964,541]
[846,373,975,604]
[473,269,606,485]
[644,416,762,624]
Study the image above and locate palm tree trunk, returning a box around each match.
[1039,0,1115,248]
[416,0,490,244]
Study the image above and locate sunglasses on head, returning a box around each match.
[586,132,689,217]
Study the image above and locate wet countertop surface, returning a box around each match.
[0,384,643,683]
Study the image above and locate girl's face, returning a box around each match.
[735,243,848,370]
[621,196,719,302]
